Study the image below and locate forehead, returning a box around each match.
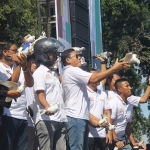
[9,44,17,51]
[10,44,17,49]
[121,81,130,86]
[70,51,76,56]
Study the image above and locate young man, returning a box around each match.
[0,40,34,150]
[106,73,150,106]
[87,69,112,150]
[61,49,130,150]
[109,78,147,150]
[25,54,39,150]
[0,42,22,138]
[33,38,67,150]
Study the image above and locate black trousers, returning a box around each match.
[89,137,109,150]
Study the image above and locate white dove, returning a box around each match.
[0,80,18,102]
[99,114,115,131]
[80,57,87,66]
[18,45,33,57]
[93,52,112,60]
[25,34,35,43]
[39,103,59,115]
[34,31,47,44]
[71,47,85,54]
[120,52,140,65]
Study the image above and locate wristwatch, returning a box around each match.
[101,60,107,64]
[114,138,120,144]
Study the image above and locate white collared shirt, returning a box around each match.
[33,64,67,124]
[105,90,140,107]
[25,87,35,127]
[109,95,133,138]
[62,65,92,120]
[87,87,111,138]
[0,62,27,120]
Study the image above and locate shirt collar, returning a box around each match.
[117,95,129,105]
[63,65,71,70]
[40,64,52,73]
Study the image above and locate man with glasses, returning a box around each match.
[0,40,34,150]
[61,48,130,150]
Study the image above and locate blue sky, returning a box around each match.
[141,103,149,118]
[141,100,149,144]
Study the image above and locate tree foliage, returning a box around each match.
[0,0,39,45]
[146,115,150,143]
[101,0,150,141]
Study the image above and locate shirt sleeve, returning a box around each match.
[33,70,46,92]
[68,67,92,85]
[127,95,140,107]
[109,98,118,120]
[104,99,111,110]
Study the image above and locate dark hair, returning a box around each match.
[115,78,128,92]
[107,72,121,81]
[27,54,35,61]
[61,49,74,66]
[0,41,15,59]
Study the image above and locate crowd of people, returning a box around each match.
[0,37,150,150]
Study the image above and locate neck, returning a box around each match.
[108,87,115,92]
[119,94,128,104]
[1,58,12,67]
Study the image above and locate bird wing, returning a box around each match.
[123,52,133,62]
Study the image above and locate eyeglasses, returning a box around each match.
[69,54,79,58]
[8,49,18,53]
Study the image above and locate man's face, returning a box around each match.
[119,81,132,97]
[48,50,57,65]
[109,74,121,91]
[66,51,81,67]
[3,44,18,65]
[27,59,37,74]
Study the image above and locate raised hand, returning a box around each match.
[113,58,130,70]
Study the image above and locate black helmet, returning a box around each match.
[34,37,65,67]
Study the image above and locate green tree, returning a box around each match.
[146,115,150,143]
[101,0,150,140]
[0,0,39,45]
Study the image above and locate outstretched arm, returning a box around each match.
[89,58,130,83]
[139,76,150,103]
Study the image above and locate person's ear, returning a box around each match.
[117,87,122,93]
[3,50,8,56]
[66,58,70,64]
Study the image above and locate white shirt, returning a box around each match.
[109,95,133,138]
[62,65,92,120]
[105,90,140,107]
[0,62,27,120]
[87,87,111,138]
[25,87,35,127]
[97,82,103,91]
[33,65,67,124]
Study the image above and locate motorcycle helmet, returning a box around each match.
[34,37,65,67]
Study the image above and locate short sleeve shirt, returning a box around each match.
[0,62,27,120]
[87,87,111,138]
[33,65,67,124]
[62,65,92,120]
[109,95,133,138]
